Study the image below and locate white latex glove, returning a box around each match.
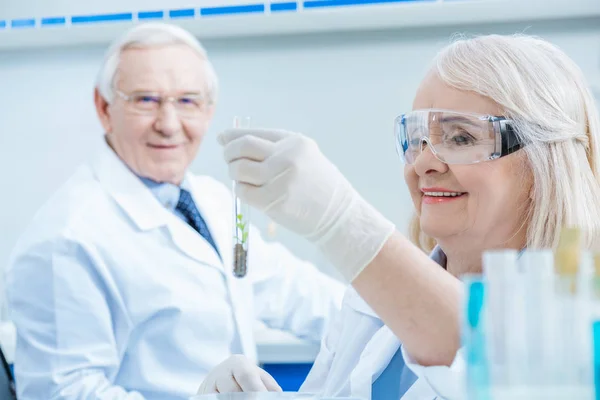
[218,128,395,282]
[197,355,282,394]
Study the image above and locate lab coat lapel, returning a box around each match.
[166,220,225,272]
[92,142,225,273]
[396,372,436,400]
[346,288,436,400]
[91,141,171,231]
[159,179,227,273]
[187,178,257,361]
[92,143,256,357]
[185,179,230,270]
[351,326,400,400]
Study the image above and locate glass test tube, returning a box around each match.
[482,249,517,389]
[232,116,251,278]
[592,252,600,400]
[554,227,581,387]
[521,250,555,387]
[462,274,490,400]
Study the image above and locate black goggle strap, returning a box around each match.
[497,118,524,157]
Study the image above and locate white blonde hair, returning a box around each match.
[411,34,600,251]
[95,22,219,103]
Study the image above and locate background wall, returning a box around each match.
[0,0,599,317]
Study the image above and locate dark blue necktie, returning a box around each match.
[371,347,417,400]
[176,189,221,260]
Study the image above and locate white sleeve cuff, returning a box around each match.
[401,345,465,400]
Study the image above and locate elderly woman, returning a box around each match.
[200,34,600,399]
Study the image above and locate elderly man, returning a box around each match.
[5,23,344,400]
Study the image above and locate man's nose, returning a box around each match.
[154,103,182,136]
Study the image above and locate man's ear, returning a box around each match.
[94,88,112,133]
[206,103,216,122]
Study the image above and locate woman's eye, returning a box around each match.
[452,135,474,145]
[446,128,477,146]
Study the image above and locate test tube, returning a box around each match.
[555,227,581,293]
[575,251,593,388]
[504,251,527,389]
[592,252,600,400]
[554,227,582,387]
[482,249,518,389]
[232,116,251,278]
[462,274,490,400]
[520,250,555,387]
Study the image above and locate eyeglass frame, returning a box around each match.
[394,109,524,165]
[113,89,214,117]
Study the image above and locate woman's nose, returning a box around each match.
[412,139,449,175]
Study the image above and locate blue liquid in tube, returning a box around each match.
[463,276,491,400]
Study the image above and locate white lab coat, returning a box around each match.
[301,251,464,400]
[5,142,345,400]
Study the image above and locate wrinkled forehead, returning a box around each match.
[412,70,505,117]
[115,45,210,92]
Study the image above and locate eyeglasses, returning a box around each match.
[394,109,524,165]
[115,90,212,118]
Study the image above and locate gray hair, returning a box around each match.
[411,34,600,251]
[95,22,219,104]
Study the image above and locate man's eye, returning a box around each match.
[136,95,160,104]
[178,97,200,106]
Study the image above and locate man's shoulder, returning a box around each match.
[16,164,112,247]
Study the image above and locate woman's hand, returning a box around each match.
[218,128,395,282]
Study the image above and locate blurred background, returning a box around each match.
[0,0,599,361]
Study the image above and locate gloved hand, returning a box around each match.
[197,355,282,394]
[218,128,395,282]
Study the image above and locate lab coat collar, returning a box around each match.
[91,138,175,231]
[347,246,448,400]
[351,325,400,399]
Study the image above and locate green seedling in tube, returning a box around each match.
[232,116,251,278]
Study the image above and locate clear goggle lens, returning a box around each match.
[394,109,519,165]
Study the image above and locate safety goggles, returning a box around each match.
[394,109,524,165]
